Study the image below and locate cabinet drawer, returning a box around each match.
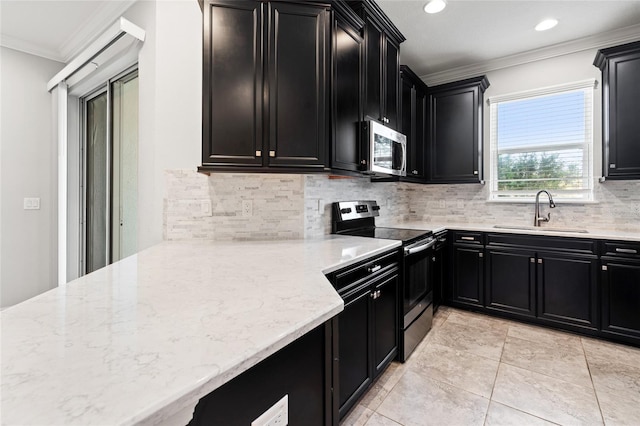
[602,241,640,259]
[330,250,400,294]
[453,231,483,245]
[486,233,595,254]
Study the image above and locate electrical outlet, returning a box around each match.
[242,200,253,217]
[439,199,446,208]
[201,200,212,216]
[456,199,464,209]
[23,198,40,210]
[251,395,288,426]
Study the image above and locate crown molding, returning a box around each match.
[0,34,65,63]
[421,23,640,86]
[59,0,137,62]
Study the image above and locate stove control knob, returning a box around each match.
[340,208,352,214]
[372,205,380,211]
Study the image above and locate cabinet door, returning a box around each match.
[606,50,640,178]
[331,14,364,173]
[202,1,263,167]
[384,37,400,130]
[537,252,598,330]
[338,286,372,419]
[362,17,383,122]
[413,89,427,179]
[429,86,481,183]
[267,2,328,169]
[601,259,640,340]
[452,245,484,307]
[432,244,445,310]
[373,272,399,377]
[401,78,416,174]
[485,248,536,318]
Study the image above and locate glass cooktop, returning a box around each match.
[342,227,432,244]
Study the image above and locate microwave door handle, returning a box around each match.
[400,141,407,173]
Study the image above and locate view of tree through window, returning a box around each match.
[490,82,594,201]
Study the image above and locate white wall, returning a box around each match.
[0,47,64,307]
[123,0,202,252]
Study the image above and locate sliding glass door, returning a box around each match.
[82,69,138,275]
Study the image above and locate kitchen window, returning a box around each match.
[489,80,596,202]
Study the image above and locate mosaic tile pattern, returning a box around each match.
[164,171,640,241]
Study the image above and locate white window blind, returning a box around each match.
[489,80,595,202]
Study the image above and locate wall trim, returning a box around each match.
[422,23,640,86]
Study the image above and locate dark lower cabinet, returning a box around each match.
[485,248,536,318]
[337,284,372,417]
[536,252,599,330]
[189,322,333,425]
[601,257,640,341]
[373,272,399,375]
[446,231,640,347]
[326,249,400,420]
[452,245,484,308]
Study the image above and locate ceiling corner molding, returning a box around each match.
[0,33,65,63]
[422,23,640,86]
[58,0,137,62]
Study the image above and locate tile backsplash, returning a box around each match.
[164,170,640,241]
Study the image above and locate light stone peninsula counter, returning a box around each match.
[1,236,401,426]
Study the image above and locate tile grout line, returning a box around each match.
[581,337,607,425]
[482,324,509,426]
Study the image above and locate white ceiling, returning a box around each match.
[378,0,640,83]
[2,0,640,83]
[0,0,134,63]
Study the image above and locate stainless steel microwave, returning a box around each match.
[366,120,407,177]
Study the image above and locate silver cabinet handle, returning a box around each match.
[530,258,535,263]
[461,236,475,241]
[538,259,543,264]
[615,248,638,254]
[255,150,262,157]
[269,150,276,157]
[368,265,382,273]
[602,265,608,271]
[478,252,484,258]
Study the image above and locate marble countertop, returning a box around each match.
[392,221,640,242]
[1,236,401,426]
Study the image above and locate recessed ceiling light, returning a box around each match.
[424,0,447,14]
[535,18,558,31]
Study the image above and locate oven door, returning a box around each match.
[403,238,435,328]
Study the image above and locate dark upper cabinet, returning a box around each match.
[348,0,405,130]
[201,1,263,168]
[594,41,640,180]
[331,2,365,173]
[428,76,489,183]
[400,65,428,181]
[200,0,330,172]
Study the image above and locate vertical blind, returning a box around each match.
[489,80,595,201]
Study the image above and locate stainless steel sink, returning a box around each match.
[493,225,589,234]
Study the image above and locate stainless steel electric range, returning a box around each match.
[332,200,435,361]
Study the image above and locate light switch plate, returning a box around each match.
[251,395,288,426]
[24,198,40,210]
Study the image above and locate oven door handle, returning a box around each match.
[404,239,436,256]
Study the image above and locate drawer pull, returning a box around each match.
[461,236,475,241]
[538,259,543,264]
[368,265,382,273]
[615,248,638,254]
[530,258,535,263]
[602,265,608,271]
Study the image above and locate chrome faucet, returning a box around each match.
[534,190,556,227]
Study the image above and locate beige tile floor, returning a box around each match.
[341,306,640,426]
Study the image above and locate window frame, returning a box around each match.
[488,79,597,203]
